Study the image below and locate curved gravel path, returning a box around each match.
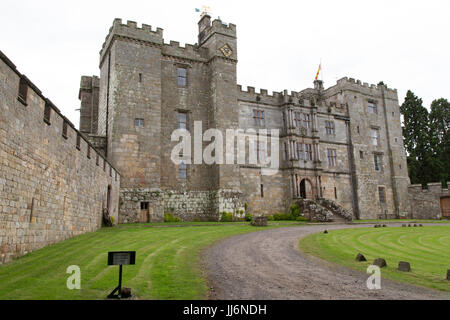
[204,224,450,300]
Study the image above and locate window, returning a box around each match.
[368,101,378,114]
[253,110,265,126]
[257,141,266,163]
[296,143,304,160]
[96,154,100,166]
[334,187,338,200]
[360,150,364,159]
[283,142,288,161]
[44,101,51,125]
[327,149,337,167]
[357,126,360,134]
[294,112,301,128]
[141,202,149,210]
[103,159,106,172]
[177,67,187,86]
[18,76,28,105]
[110,166,112,177]
[62,121,68,139]
[178,161,187,179]
[76,134,81,150]
[302,114,311,129]
[87,146,91,159]
[135,118,144,128]
[177,112,188,130]
[305,144,313,161]
[325,121,335,135]
[371,128,380,146]
[261,184,264,198]
[374,154,383,172]
[139,73,142,83]
[378,187,386,204]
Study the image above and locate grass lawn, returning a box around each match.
[0,223,284,300]
[299,226,450,292]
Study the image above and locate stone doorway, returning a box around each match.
[300,179,313,199]
[441,196,450,219]
[140,202,150,223]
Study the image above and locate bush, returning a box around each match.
[164,213,181,223]
[221,212,233,222]
[289,203,301,218]
[245,213,253,222]
[267,215,274,221]
[296,216,307,222]
[273,212,293,221]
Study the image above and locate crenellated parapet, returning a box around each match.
[162,40,208,63]
[333,77,398,100]
[100,18,164,65]
[237,85,315,108]
[409,183,449,194]
[198,15,237,46]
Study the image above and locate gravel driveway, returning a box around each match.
[204,224,450,300]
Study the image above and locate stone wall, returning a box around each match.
[408,183,449,220]
[79,17,417,222]
[119,189,243,223]
[0,51,120,264]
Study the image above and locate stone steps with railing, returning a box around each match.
[297,199,353,223]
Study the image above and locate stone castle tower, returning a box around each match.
[79,16,411,222]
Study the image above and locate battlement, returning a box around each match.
[238,85,282,98]
[198,15,236,46]
[211,18,237,33]
[162,40,207,62]
[336,77,398,95]
[0,50,119,176]
[100,18,164,65]
[79,75,99,91]
[237,85,315,108]
[409,183,449,193]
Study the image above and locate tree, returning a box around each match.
[400,91,432,186]
[429,98,450,187]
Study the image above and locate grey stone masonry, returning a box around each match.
[0,50,120,264]
[78,16,444,223]
[408,183,449,219]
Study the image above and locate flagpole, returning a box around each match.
[320,58,323,82]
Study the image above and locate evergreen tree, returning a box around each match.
[400,91,431,186]
[429,98,450,187]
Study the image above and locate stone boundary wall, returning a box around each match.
[408,183,449,220]
[0,51,120,264]
[118,189,244,223]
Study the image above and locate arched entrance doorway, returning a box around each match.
[300,179,313,199]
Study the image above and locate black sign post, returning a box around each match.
[107,251,136,299]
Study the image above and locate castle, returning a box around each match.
[1,15,448,264]
[78,15,412,222]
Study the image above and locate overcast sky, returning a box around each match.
[2,0,449,128]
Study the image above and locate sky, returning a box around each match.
[2,0,449,128]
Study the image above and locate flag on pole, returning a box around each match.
[315,64,322,81]
[195,8,201,12]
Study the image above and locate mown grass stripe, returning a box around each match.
[299,226,450,292]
